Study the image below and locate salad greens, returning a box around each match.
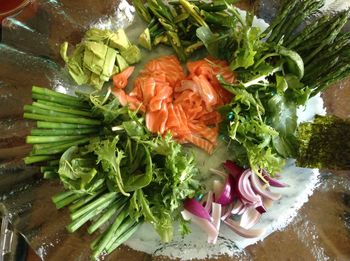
[24,87,200,258]
[134,0,350,177]
[61,28,141,90]
[297,115,350,170]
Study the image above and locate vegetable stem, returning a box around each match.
[26,135,88,144]
[87,198,128,234]
[24,155,58,164]
[36,121,96,129]
[70,192,118,220]
[32,137,92,155]
[66,199,115,233]
[31,128,98,136]
[91,207,128,259]
[24,113,101,125]
[69,189,105,212]
[31,93,88,109]
[32,101,92,117]
[106,222,140,254]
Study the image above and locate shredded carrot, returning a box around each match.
[111,55,235,153]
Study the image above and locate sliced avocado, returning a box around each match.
[64,43,90,85]
[60,42,69,63]
[108,29,131,50]
[83,41,108,75]
[100,46,118,81]
[120,44,142,65]
[116,54,129,72]
[138,28,152,51]
[84,28,112,43]
[112,65,120,75]
[89,72,105,90]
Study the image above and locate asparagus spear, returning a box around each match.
[91,207,128,259]
[31,128,98,136]
[70,192,118,220]
[88,198,128,234]
[32,101,92,117]
[106,222,140,254]
[68,190,105,212]
[24,113,101,125]
[36,121,96,129]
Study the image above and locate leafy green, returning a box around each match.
[276,46,304,79]
[124,145,153,191]
[58,146,100,193]
[131,133,201,242]
[196,26,220,58]
[267,90,298,158]
[89,136,130,196]
[219,76,291,176]
[120,44,142,65]
[32,88,200,243]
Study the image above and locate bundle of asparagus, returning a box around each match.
[265,0,350,95]
[23,86,101,169]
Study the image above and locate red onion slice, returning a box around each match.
[238,170,261,203]
[181,210,218,242]
[250,172,282,201]
[210,168,228,179]
[263,198,273,209]
[231,200,244,215]
[204,191,214,213]
[263,170,289,187]
[224,160,244,178]
[221,203,233,220]
[215,175,235,206]
[255,204,266,214]
[240,207,261,229]
[208,203,222,244]
[224,219,265,238]
[184,198,211,221]
[237,204,248,215]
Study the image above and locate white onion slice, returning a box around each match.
[181,210,218,242]
[224,219,265,238]
[208,203,222,244]
[221,204,234,220]
[204,191,214,213]
[250,172,282,201]
[231,200,244,215]
[239,207,261,229]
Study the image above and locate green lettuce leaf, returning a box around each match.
[267,90,298,158]
[58,146,100,193]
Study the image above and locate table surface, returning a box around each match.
[0,1,349,261]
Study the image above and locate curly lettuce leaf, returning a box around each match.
[87,136,130,196]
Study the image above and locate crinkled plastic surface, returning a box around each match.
[0,0,350,260]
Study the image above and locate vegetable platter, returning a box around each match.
[0,0,349,260]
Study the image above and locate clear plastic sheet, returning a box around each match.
[0,0,349,260]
